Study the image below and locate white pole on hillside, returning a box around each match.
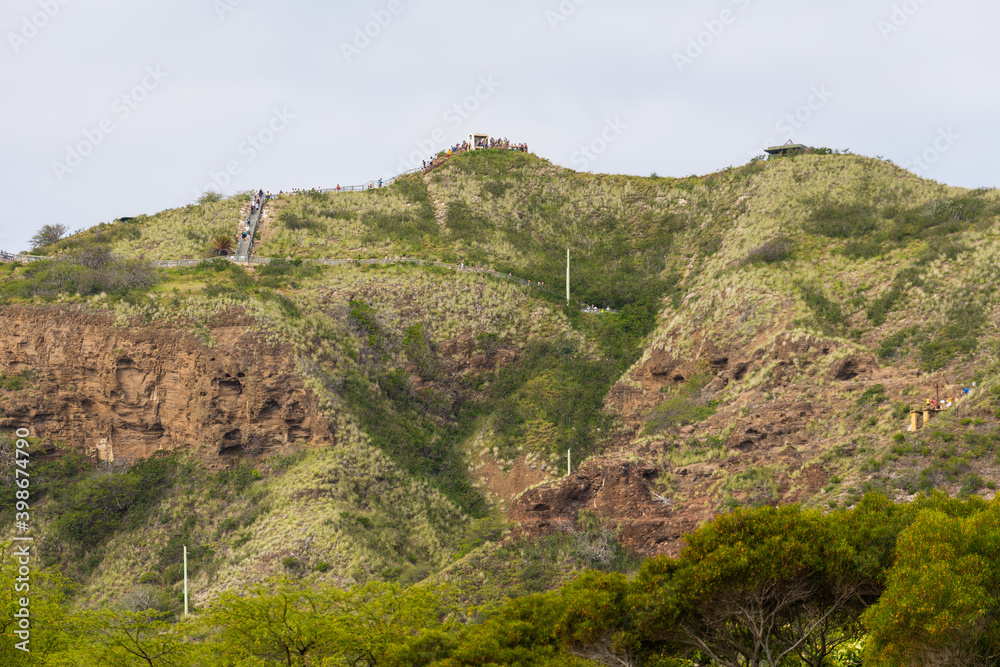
[567,448,571,476]
[566,249,570,305]
[183,545,189,616]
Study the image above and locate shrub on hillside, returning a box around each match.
[745,235,793,265]
[0,252,156,302]
[800,283,844,332]
[644,375,716,434]
[279,209,321,231]
[842,237,883,259]
[197,191,223,204]
[48,453,179,556]
[30,223,69,249]
[805,200,876,238]
[402,323,438,380]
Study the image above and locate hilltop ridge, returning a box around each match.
[3,147,1000,608]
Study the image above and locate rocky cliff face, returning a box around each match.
[0,306,331,465]
[509,316,891,557]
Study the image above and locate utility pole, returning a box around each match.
[567,448,571,476]
[566,249,570,306]
[183,545,189,616]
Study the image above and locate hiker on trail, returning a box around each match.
[336,184,341,192]
[378,178,383,188]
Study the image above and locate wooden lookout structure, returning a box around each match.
[765,140,808,156]
[469,132,490,150]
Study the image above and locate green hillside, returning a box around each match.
[3,147,1000,664]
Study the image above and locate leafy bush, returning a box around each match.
[402,323,438,380]
[842,237,883,259]
[349,300,388,358]
[198,191,223,204]
[919,297,986,371]
[0,251,156,302]
[279,210,321,231]
[745,235,793,265]
[30,223,69,249]
[805,200,876,238]
[800,283,844,332]
[486,338,619,462]
[644,375,717,434]
[857,384,888,407]
[48,453,180,557]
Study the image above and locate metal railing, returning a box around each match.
[317,166,423,194]
[0,253,46,264]
[233,193,267,262]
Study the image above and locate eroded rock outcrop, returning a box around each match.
[0,306,331,464]
[510,459,702,557]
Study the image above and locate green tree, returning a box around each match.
[205,578,449,666]
[197,191,223,204]
[438,590,591,667]
[633,505,874,667]
[57,609,192,667]
[0,543,74,664]
[553,570,640,666]
[29,223,68,249]
[863,502,1000,667]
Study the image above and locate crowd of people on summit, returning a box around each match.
[421,137,529,171]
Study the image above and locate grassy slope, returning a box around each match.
[624,152,1000,511]
[7,148,1000,610]
[43,196,252,260]
[1,249,629,605]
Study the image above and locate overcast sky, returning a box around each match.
[2,0,998,253]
